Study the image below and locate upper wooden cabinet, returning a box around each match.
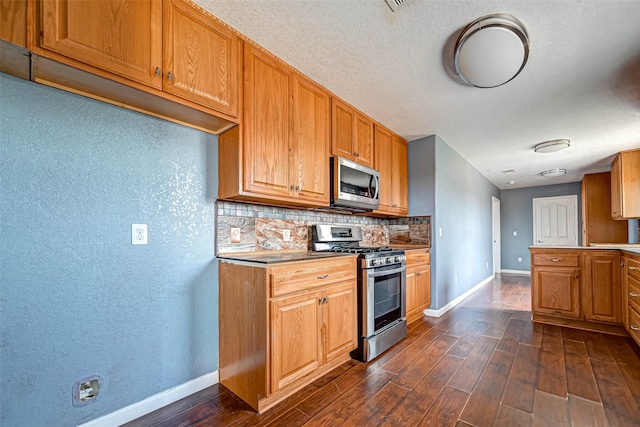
[163,0,239,116]
[373,125,408,216]
[611,149,640,220]
[32,0,240,131]
[40,0,164,89]
[0,0,28,47]
[581,172,627,245]
[218,44,330,208]
[331,98,374,168]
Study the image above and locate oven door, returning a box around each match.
[363,263,406,337]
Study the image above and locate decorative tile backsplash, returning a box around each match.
[216,201,431,254]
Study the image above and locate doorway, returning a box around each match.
[492,196,501,274]
[532,195,578,246]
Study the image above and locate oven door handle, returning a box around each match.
[367,265,406,277]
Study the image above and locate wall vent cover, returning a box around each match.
[385,0,407,12]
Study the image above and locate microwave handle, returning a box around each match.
[370,175,380,201]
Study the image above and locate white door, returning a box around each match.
[492,196,501,273]
[533,195,578,246]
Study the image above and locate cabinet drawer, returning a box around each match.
[629,275,640,314]
[270,257,357,297]
[629,307,640,346]
[532,253,579,267]
[406,250,430,267]
[628,256,640,282]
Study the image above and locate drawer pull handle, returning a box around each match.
[630,292,639,298]
[317,274,329,279]
[632,325,639,331]
[551,258,561,262]
[629,266,640,271]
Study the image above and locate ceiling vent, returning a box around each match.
[385,0,407,12]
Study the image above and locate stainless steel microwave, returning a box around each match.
[330,156,380,211]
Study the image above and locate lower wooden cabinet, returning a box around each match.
[623,252,640,346]
[530,248,632,337]
[582,251,621,323]
[219,255,357,413]
[405,248,431,323]
[532,266,580,318]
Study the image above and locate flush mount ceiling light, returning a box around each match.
[454,14,530,88]
[534,139,571,153]
[540,168,567,177]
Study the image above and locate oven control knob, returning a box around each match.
[394,255,402,263]
[385,256,393,264]
[371,259,379,267]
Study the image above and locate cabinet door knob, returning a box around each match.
[155,66,161,77]
[317,274,328,279]
[632,325,639,331]
[630,292,639,298]
[167,71,173,82]
[324,296,329,304]
[296,185,301,192]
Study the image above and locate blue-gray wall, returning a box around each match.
[499,182,581,271]
[409,135,499,310]
[0,73,219,427]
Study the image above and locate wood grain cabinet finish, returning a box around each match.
[373,125,408,217]
[530,248,634,337]
[30,0,239,134]
[581,251,621,323]
[624,253,640,346]
[219,256,357,413]
[0,0,27,47]
[581,172,627,245]
[405,249,431,324]
[611,149,640,220]
[163,0,239,115]
[331,98,374,168]
[532,265,581,319]
[218,44,330,208]
[40,0,164,88]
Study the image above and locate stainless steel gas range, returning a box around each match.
[312,224,407,362]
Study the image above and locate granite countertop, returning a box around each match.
[217,251,357,265]
[530,245,640,255]
[390,245,430,251]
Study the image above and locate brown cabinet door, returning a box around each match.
[582,172,627,245]
[292,75,330,206]
[331,98,355,160]
[322,282,357,363]
[1,0,27,47]
[532,266,580,318]
[354,112,374,168]
[242,45,292,198]
[163,0,239,116]
[416,265,431,310]
[405,268,417,318]
[611,154,623,219]
[374,125,393,212]
[391,135,409,215]
[582,252,622,323]
[270,291,321,393]
[40,0,163,88]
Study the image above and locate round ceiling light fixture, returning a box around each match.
[534,139,571,153]
[454,14,530,88]
[540,168,567,177]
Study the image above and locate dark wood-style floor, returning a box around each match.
[125,274,640,427]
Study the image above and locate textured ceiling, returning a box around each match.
[195,0,640,189]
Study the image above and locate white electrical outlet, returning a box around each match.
[439,227,443,237]
[230,228,241,243]
[513,231,518,236]
[518,256,522,262]
[132,224,148,245]
[282,229,291,242]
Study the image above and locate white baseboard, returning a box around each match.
[78,371,219,427]
[500,269,531,276]
[422,274,494,318]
